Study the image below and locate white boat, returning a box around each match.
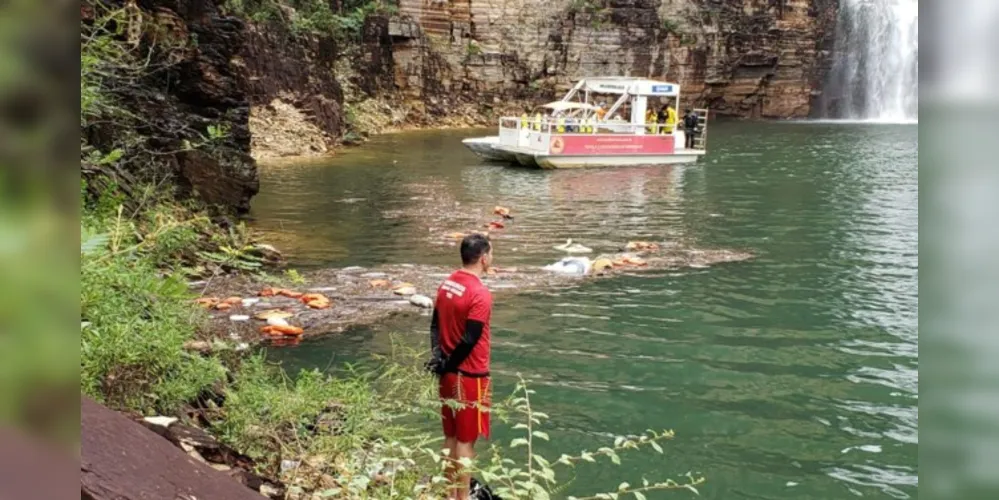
[462,77,709,169]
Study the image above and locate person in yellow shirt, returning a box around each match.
[595,102,607,121]
[646,108,657,133]
[666,103,677,134]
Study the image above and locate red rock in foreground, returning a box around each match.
[81,396,262,500]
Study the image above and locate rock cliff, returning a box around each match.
[387,0,839,119]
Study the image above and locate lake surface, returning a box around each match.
[250,121,918,499]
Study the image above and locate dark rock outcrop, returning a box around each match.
[81,396,262,500]
[82,0,258,214]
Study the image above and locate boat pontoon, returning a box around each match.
[462,77,709,169]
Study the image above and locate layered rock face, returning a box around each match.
[388,0,838,118]
[239,23,346,158]
[82,0,259,213]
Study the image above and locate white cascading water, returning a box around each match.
[821,0,919,123]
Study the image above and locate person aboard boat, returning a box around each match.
[683,109,699,148]
[666,103,677,134]
[595,102,608,121]
[656,105,668,134]
[646,109,658,133]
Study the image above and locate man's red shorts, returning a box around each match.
[439,373,491,443]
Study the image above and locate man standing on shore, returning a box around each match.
[427,233,494,500]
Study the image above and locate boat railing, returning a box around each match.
[499,117,683,136]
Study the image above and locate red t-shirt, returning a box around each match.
[435,269,492,375]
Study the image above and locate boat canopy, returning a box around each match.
[576,77,681,97]
[542,101,597,111]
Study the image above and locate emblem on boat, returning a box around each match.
[550,137,565,154]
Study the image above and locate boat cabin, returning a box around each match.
[464,77,708,169]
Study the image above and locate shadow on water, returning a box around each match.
[255,121,918,499]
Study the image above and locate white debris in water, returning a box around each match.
[143,416,177,428]
[841,445,882,454]
[393,286,417,296]
[409,294,434,308]
[229,315,250,322]
[267,317,290,327]
[543,257,592,276]
[241,298,260,307]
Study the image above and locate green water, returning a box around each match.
[250,121,918,499]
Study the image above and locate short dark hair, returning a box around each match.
[460,234,491,265]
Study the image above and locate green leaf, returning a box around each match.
[513,423,529,430]
[533,431,550,441]
[643,477,650,487]
[684,484,700,495]
[81,230,109,256]
[651,441,663,454]
[618,482,630,491]
[532,485,551,500]
[581,452,596,462]
[510,438,529,448]
[634,492,647,500]
[610,452,621,465]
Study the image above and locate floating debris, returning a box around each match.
[254,309,294,321]
[300,293,331,309]
[261,325,304,336]
[543,257,592,276]
[266,316,290,327]
[409,294,434,308]
[553,239,593,254]
[229,315,250,322]
[493,206,513,219]
[625,241,660,252]
[592,258,614,273]
[195,297,218,308]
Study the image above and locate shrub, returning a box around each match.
[211,341,705,498]
[81,208,227,414]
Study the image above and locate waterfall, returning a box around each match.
[820,0,919,123]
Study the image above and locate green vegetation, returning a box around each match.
[565,0,613,30]
[661,18,682,35]
[81,207,227,414]
[222,0,397,41]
